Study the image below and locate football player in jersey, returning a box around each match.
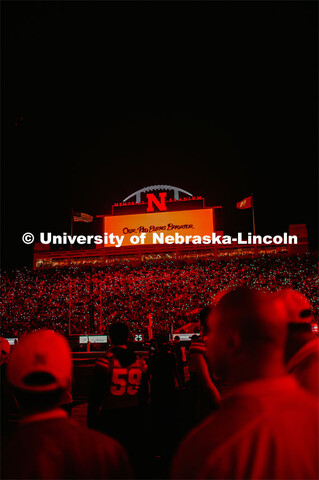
[87,322,148,468]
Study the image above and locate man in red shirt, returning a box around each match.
[172,288,319,480]
[2,329,132,480]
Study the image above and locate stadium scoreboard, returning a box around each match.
[103,208,214,247]
[99,186,222,248]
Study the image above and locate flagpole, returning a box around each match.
[99,282,102,334]
[68,279,72,336]
[70,208,74,249]
[251,194,256,235]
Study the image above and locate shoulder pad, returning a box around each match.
[96,356,111,370]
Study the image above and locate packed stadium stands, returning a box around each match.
[1,253,318,338]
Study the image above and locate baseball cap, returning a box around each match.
[0,337,11,365]
[275,289,313,324]
[7,330,72,392]
[0,337,11,355]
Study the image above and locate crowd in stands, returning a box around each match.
[1,254,318,337]
[1,286,318,479]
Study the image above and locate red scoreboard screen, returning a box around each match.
[103,208,214,247]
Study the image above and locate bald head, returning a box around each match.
[206,288,288,383]
[216,288,287,347]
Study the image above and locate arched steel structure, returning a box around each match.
[123,185,193,203]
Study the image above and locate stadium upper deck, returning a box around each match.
[33,186,309,269]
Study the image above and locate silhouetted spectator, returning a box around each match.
[0,338,17,439]
[2,330,132,480]
[277,289,319,396]
[188,307,220,423]
[172,288,319,479]
[173,336,185,387]
[0,338,11,366]
[148,334,178,462]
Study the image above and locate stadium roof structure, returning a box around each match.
[123,185,193,203]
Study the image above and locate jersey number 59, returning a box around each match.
[111,368,142,396]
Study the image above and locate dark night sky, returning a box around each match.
[1,1,318,268]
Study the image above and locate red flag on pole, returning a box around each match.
[236,196,252,209]
[73,212,94,223]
